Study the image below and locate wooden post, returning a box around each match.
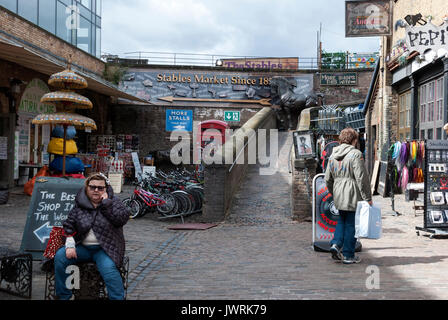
[62,124,67,176]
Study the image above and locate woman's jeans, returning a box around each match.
[54,245,124,300]
[330,210,356,259]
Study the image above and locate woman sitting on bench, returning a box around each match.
[54,172,129,300]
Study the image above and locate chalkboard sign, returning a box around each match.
[377,161,389,197]
[20,177,85,260]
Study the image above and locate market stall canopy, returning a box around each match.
[0,34,149,104]
[40,91,93,110]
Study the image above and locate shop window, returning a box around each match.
[436,78,444,121]
[419,77,445,139]
[427,82,435,122]
[419,84,426,123]
[420,104,425,123]
[398,91,411,140]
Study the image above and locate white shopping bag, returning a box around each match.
[355,201,382,239]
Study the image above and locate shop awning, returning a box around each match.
[0,33,149,104]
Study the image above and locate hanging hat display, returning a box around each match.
[32,60,96,176]
[32,112,97,130]
[40,91,93,110]
[48,68,88,90]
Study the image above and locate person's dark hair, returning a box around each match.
[338,127,359,145]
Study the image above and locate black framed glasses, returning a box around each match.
[88,185,106,191]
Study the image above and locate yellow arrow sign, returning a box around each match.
[157,96,271,106]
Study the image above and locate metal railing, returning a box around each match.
[102,51,376,70]
[103,52,320,69]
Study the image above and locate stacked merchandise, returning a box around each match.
[116,134,139,152]
[389,141,425,192]
[118,153,135,180]
[47,125,85,175]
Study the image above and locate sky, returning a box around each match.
[101,0,381,61]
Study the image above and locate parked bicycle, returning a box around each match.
[122,184,176,219]
[122,167,204,221]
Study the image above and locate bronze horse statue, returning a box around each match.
[270,76,324,130]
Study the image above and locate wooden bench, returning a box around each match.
[44,256,129,300]
[0,248,33,299]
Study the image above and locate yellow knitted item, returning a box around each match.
[47,138,78,155]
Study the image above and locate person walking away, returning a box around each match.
[324,128,372,264]
[54,172,129,299]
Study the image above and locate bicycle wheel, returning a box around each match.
[171,190,189,215]
[128,199,142,219]
[186,188,202,212]
[157,193,177,216]
[172,190,193,216]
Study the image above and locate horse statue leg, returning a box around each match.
[285,107,294,130]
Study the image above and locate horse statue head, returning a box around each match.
[271,76,325,130]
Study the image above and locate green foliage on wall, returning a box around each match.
[103,64,128,85]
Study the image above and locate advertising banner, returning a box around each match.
[345,0,392,37]
[312,173,362,252]
[313,174,339,251]
[221,57,298,70]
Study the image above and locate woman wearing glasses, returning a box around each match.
[54,172,129,300]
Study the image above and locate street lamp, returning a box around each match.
[9,78,23,94]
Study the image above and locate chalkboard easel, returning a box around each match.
[377,161,389,198]
[20,177,85,260]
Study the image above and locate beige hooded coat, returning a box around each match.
[324,143,372,211]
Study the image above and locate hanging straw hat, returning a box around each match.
[48,68,88,90]
[32,112,97,130]
[40,90,93,110]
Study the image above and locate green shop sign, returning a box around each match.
[19,79,55,114]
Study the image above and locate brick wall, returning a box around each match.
[109,104,262,157]
[0,7,104,75]
[315,70,374,105]
[291,159,318,222]
[202,108,277,222]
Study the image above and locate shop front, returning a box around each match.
[16,79,56,184]
[0,35,146,189]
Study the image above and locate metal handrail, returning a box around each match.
[103,51,376,71]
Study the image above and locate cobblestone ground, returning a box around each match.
[1,132,448,300]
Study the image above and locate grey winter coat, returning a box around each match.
[324,143,372,211]
[62,185,129,267]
